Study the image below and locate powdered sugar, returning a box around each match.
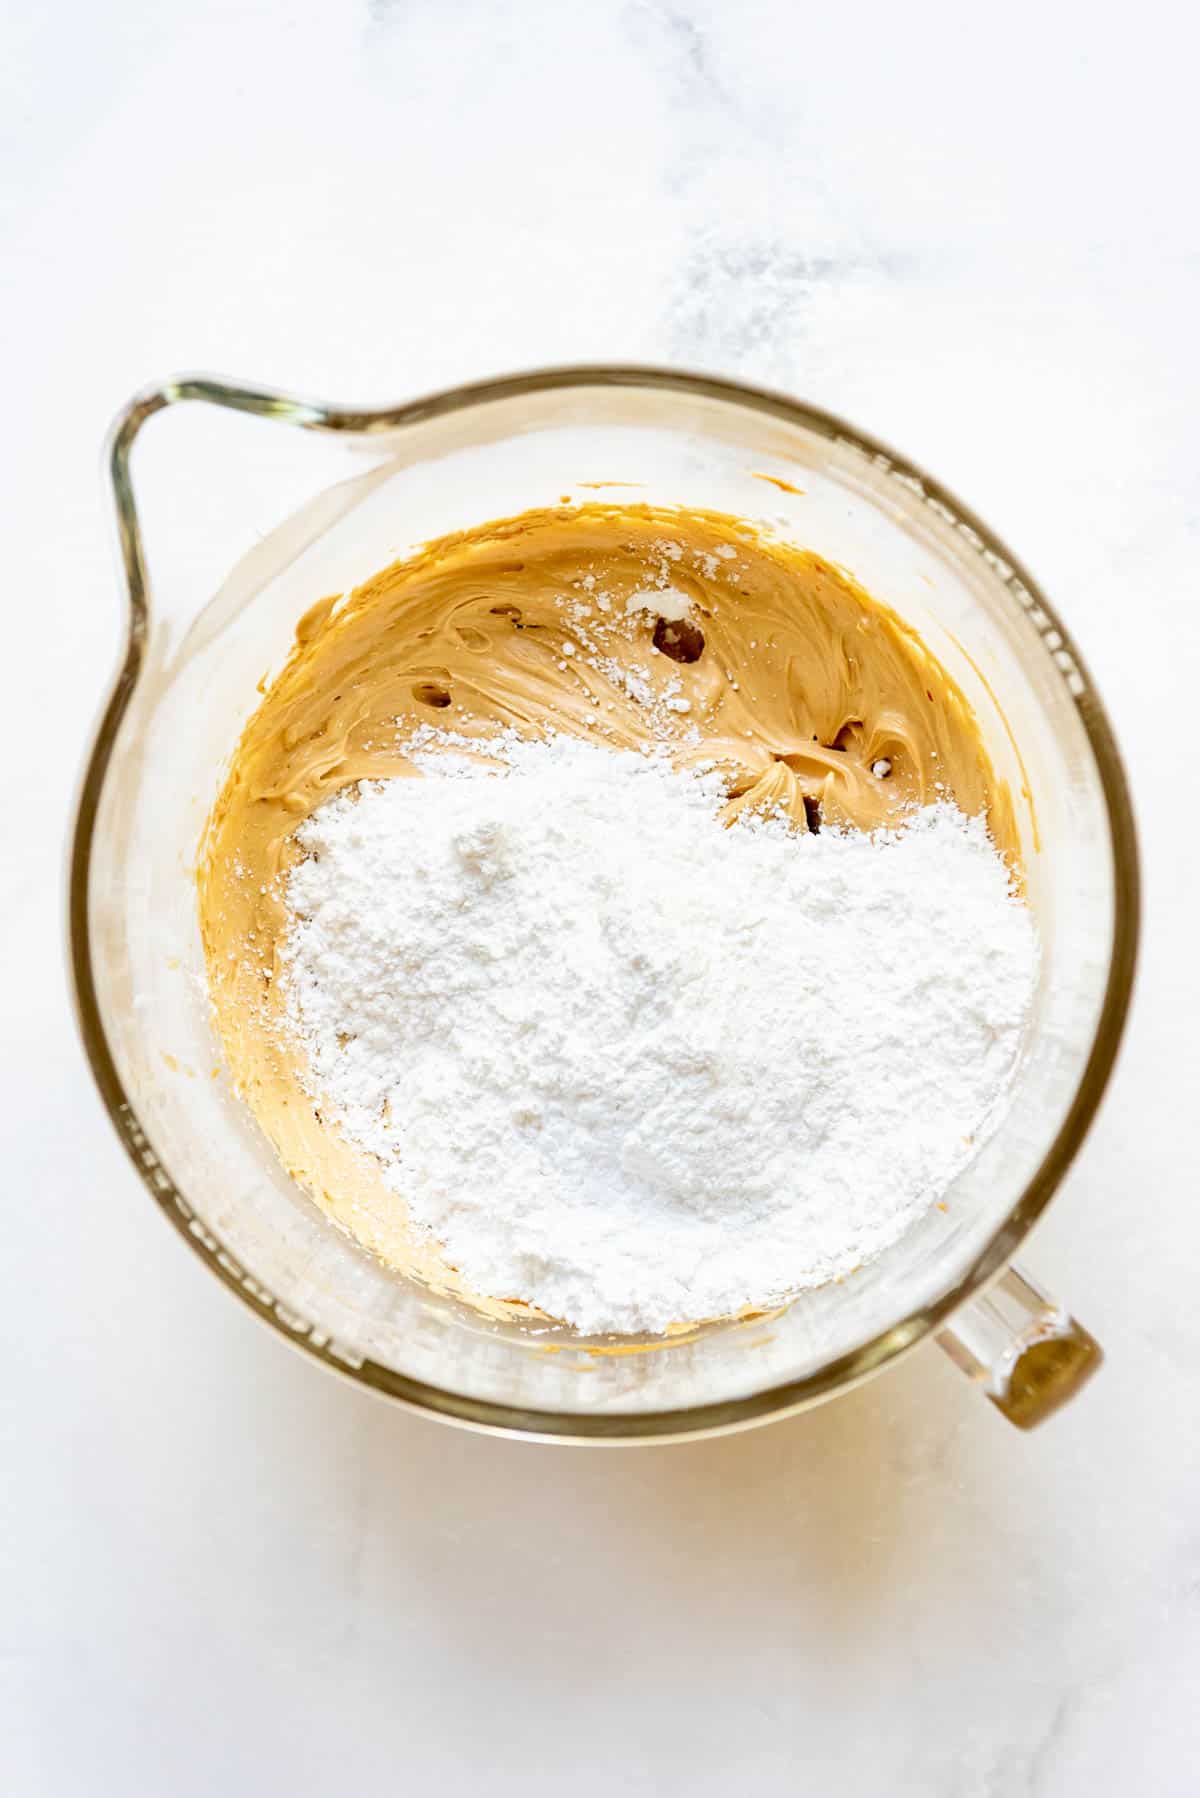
[625,585,690,620]
[281,738,1037,1334]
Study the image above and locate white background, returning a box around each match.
[4,3,1200,1793]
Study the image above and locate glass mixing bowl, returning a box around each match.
[69,368,1138,1439]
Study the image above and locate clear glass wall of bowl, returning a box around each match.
[73,373,1135,1435]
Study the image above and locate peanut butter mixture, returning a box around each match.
[199,503,1017,1322]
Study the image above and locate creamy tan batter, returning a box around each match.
[200,503,1017,1324]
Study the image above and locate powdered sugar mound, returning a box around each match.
[282,739,1037,1334]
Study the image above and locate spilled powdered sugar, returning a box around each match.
[282,737,1037,1334]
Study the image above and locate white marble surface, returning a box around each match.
[4,3,1200,1792]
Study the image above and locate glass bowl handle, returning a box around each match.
[936,1264,1102,1428]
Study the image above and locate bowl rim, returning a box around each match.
[67,362,1141,1442]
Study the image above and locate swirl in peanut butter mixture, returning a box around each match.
[199,503,1017,1319]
